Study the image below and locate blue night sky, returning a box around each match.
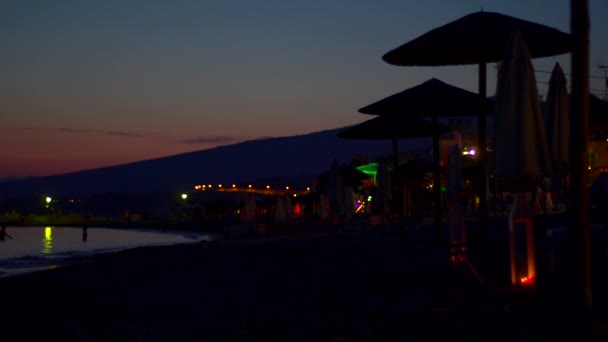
[1,0,606,177]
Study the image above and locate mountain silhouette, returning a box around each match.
[0,127,431,200]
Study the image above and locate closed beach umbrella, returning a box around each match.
[319,193,329,220]
[243,194,257,224]
[275,196,286,224]
[544,62,570,168]
[494,30,552,288]
[328,159,341,218]
[447,144,463,201]
[376,163,391,216]
[358,78,484,238]
[494,30,551,186]
[285,195,294,222]
[382,11,572,230]
[344,186,355,223]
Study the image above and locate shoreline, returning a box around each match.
[1,225,606,339]
[0,225,220,280]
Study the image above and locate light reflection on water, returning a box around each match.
[43,227,53,254]
[0,226,219,278]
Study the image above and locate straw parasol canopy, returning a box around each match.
[357,78,487,238]
[359,78,493,116]
[338,115,450,140]
[382,11,572,230]
[382,11,572,66]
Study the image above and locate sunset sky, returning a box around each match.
[2,0,607,178]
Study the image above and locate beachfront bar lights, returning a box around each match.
[306,187,310,191]
[266,185,270,189]
[232,184,236,188]
[248,184,252,188]
[462,147,477,157]
[285,186,290,190]
[218,184,222,188]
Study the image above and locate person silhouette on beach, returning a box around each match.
[82,225,88,242]
[0,225,13,241]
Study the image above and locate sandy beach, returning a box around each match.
[0,224,606,341]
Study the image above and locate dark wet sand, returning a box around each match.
[0,225,605,341]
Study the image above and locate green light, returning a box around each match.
[356,163,379,183]
[367,195,372,202]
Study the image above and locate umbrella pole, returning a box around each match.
[393,137,406,240]
[478,62,489,251]
[570,0,592,309]
[432,116,442,246]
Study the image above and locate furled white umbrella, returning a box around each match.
[284,195,294,222]
[544,62,570,168]
[344,186,355,223]
[327,159,343,220]
[446,144,463,201]
[275,196,286,224]
[319,193,329,220]
[376,163,391,216]
[494,30,550,289]
[242,194,256,224]
[494,30,551,184]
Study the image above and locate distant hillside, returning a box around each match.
[0,127,431,200]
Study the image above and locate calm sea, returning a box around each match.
[0,226,220,278]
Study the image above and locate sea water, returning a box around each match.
[0,226,220,278]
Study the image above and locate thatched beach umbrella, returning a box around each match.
[338,114,450,238]
[358,78,489,242]
[338,114,450,170]
[382,11,572,232]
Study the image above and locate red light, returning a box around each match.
[520,276,534,285]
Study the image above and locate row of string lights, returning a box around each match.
[193,183,313,196]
